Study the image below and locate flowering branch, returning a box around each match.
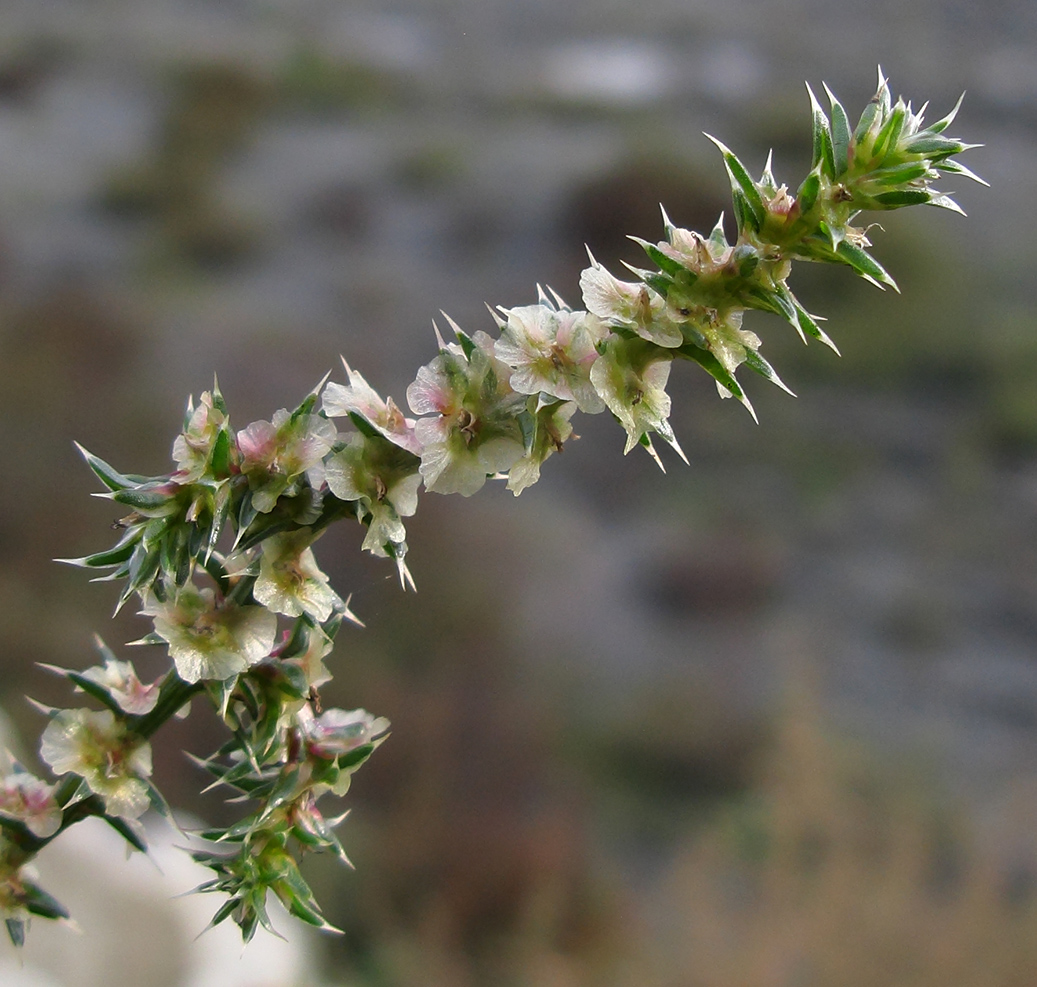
[0,70,981,947]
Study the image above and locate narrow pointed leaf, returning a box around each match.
[795,170,821,216]
[903,134,968,156]
[705,135,765,232]
[743,349,795,395]
[824,83,851,177]
[102,813,149,853]
[928,92,965,134]
[707,213,728,253]
[75,443,135,492]
[926,194,965,215]
[21,882,71,921]
[872,102,906,161]
[6,918,26,948]
[677,344,756,420]
[854,94,880,142]
[806,84,835,178]
[937,159,988,186]
[56,537,139,570]
[866,161,930,186]
[631,237,689,280]
[792,300,839,353]
[872,189,933,208]
[204,896,240,932]
[835,240,898,290]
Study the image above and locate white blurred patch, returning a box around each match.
[695,42,765,100]
[0,815,319,987]
[541,39,673,105]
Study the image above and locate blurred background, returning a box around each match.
[0,0,1034,983]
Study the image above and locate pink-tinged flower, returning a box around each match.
[506,399,578,495]
[0,767,61,838]
[253,529,341,622]
[658,223,727,270]
[298,706,390,794]
[40,708,153,819]
[325,434,421,558]
[322,360,422,456]
[589,336,685,461]
[493,300,608,413]
[407,327,526,496]
[142,585,278,683]
[580,258,684,348]
[300,707,390,760]
[237,409,337,513]
[78,655,161,716]
[172,390,233,482]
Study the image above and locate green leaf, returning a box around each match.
[742,284,797,325]
[705,134,766,232]
[758,149,777,194]
[872,102,906,161]
[290,371,332,421]
[791,299,839,353]
[640,271,675,298]
[346,410,381,439]
[56,535,139,570]
[158,525,182,583]
[707,213,728,254]
[835,240,899,290]
[824,83,851,177]
[926,194,966,215]
[266,766,302,809]
[5,918,26,948]
[210,376,229,415]
[276,662,310,700]
[854,95,880,143]
[110,486,177,514]
[102,813,149,853]
[795,170,821,216]
[235,491,258,547]
[937,159,989,186]
[454,328,477,361]
[205,896,241,932]
[238,905,260,944]
[732,243,758,277]
[21,881,71,921]
[337,742,376,772]
[74,443,135,492]
[806,84,835,179]
[210,428,234,479]
[903,133,967,157]
[872,189,933,208]
[865,161,930,187]
[928,91,965,134]
[146,781,175,820]
[743,349,795,395]
[63,670,125,716]
[631,238,689,281]
[676,344,756,421]
[731,192,753,237]
[118,543,161,610]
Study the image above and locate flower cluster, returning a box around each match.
[5,72,980,948]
